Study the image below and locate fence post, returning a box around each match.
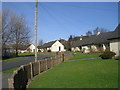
[45,59,47,70]
[60,53,62,62]
[29,62,33,79]
[38,61,40,74]
[50,57,53,67]
[62,54,64,62]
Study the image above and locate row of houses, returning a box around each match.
[18,24,119,56]
[71,24,120,56]
[19,39,67,53]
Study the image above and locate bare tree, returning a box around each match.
[67,35,73,51]
[10,14,30,56]
[38,39,44,46]
[93,27,108,35]
[2,9,11,48]
[68,35,73,42]
[2,9,30,56]
[86,31,92,36]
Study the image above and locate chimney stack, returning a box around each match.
[97,32,100,35]
[80,35,83,40]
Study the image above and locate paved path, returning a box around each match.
[64,57,101,62]
[2,73,12,89]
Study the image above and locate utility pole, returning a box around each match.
[34,0,38,61]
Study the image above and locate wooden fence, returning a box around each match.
[8,53,73,89]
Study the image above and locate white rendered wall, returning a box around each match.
[91,45,98,51]
[82,46,90,53]
[75,47,80,51]
[71,47,80,52]
[28,44,38,52]
[50,41,65,52]
[103,44,106,51]
[110,39,120,56]
[71,47,75,52]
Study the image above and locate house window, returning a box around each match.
[79,46,82,50]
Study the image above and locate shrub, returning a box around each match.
[115,56,120,60]
[99,51,116,59]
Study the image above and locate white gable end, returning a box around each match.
[29,44,35,49]
[50,41,65,52]
[28,44,38,52]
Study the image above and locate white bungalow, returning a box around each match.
[71,25,120,56]
[39,40,66,52]
[27,44,38,52]
[71,31,111,53]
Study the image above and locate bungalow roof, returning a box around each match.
[39,39,67,49]
[108,24,120,40]
[39,41,56,48]
[72,31,112,47]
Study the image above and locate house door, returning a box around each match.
[59,46,61,51]
[33,49,35,52]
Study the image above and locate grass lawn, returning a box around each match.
[69,52,101,60]
[18,53,55,57]
[29,59,118,88]
[3,67,18,74]
[18,53,35,56]
[2,57,23,62]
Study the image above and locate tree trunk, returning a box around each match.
[16,48,18,56]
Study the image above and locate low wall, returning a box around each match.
[8,53,73,89]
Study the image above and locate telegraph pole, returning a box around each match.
[34,0,38,61]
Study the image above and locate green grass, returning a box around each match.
[29,59,118,88]
[18,53,35,56]
[3,67,18,74]
[18,53,54,57]
[2,57,23,62]
[69,52,101,60]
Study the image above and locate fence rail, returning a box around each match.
[8,53,73,89]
